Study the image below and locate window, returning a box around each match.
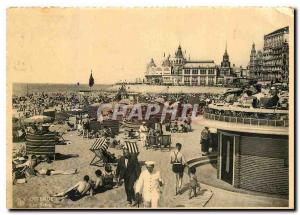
[184,69,190,75]
[184,76,190,85]
[192,76,198,85]
[200,76,206,85]
[192,69,198,75]
[208,69,215,75]
[208,77,215,85]
[200,69,206,75]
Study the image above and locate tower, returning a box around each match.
[173,45,186,65]
[221,43,231,68]
[220,43,232,81]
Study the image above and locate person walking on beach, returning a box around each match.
[200,127,211,156]
[135,161,164,208]
[82,116,90,139]
[170,143,186,195]
[116,148,141,206]
[139,121,148,147]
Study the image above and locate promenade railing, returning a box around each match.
[203,113,289,127]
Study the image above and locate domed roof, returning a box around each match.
[257,50,263,56]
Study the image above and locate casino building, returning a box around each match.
[145,45,218,86]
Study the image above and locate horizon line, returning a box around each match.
[12,82,116,85]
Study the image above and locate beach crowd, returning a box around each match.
[12,82,289,207]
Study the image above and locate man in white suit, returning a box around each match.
[135,161,164,208]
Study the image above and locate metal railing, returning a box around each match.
[204,113,289,127]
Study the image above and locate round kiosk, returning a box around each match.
[200,104,289,196]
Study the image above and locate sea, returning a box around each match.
[12,83,113,96]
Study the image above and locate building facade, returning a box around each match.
[262,26,289,81]
[249,43,263,79]
[217,46,234,84]
[145,45,218,86]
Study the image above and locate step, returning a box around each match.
[187,153,217,165]
[190,158,217,168]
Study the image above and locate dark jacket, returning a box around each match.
[116,155,141,184]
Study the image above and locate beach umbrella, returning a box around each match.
[90,103,101,107]
[67,108,85,115]
[70,108,83,112]
[49,124,69,134]
[24,115,52,124]
[225,88,243,95]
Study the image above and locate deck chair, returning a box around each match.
[89,138,109,167]
[124,141,139,155]
[160,135,171,151]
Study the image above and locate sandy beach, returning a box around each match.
[12,119,288,208]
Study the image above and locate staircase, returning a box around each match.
[187,153,218,168]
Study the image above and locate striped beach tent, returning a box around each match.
[89,138,109,167]
[26,133,57,159]
[124,141,139,155]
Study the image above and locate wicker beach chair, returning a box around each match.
[146,136,159,150]
[159,135,171,151]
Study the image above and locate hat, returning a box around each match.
[18,157,25,161]
[271,86,276,90]
[142,121,146,124]
[145,161,155,166]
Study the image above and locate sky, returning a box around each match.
[7,8,293,84]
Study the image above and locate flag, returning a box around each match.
[89,70,94,88]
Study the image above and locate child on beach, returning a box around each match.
[102,164,117,190]
[188,166,200,199]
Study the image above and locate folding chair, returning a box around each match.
[89,138,109,167]
[124,141,139,155]
[160,135,171,151]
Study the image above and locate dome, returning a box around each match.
[257,50,263,57]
